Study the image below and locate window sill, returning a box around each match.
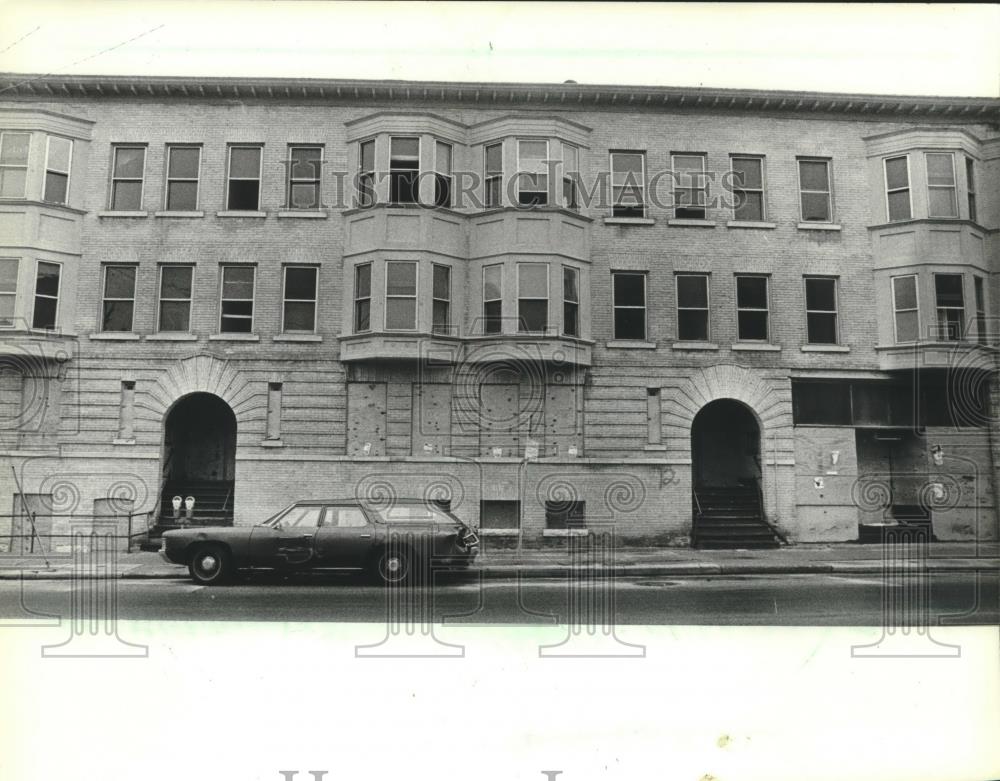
[478,529,521,537]
[146,333,199,342]
[112,438,136,446]
[273,333,323,342]
[603,217,655,226]
[727,220,777,229]
[667,218,715,228]
[260,439,284,448]
[153,210,204,218]
[216,210,267,218]
[89,332,141,341]
[672,341,719,351]
[209,333,260,342]
[643,444,668,452]
[97,210,148,218]
[797,222,842,231]
[606,340,656,349]
[543,528,590,537]
[277,210,328,219]
[731,342,781,352]
[801,344,850,353]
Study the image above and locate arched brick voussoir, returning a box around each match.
[143,355,259,422]
[669,364,793,433]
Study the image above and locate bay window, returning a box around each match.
[385,260,417,330]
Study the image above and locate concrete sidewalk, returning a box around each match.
[0,542,997,580]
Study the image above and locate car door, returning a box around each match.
[311,504,377,569]
[249,504,323,568]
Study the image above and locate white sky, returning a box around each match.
[0,1,998,97]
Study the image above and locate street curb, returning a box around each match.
[1,560,996,581]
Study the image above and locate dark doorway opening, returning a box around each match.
[160,393,236,525]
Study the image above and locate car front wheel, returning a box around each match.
[189,544,232,585]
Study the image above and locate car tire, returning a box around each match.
[375,545,416,586]
[188,544,232,585]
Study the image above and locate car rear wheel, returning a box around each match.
[375,546,416,586]
[189,544,232,585]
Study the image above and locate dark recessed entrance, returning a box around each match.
[690,399,779,549]
[160,393,236,526]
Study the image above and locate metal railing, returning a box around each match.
[0,512,153,555]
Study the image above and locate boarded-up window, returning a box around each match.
[347,382,387,456]
[411,383,451,456]
[479,383,519,457]
[480,500,520,530]
[118,380,135,439]
[545,382,580,456]
[0,365,22,448]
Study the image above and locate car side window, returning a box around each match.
[280,506,323,529]
[326,506,369,528]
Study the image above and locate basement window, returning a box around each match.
[545,500,586,529]
[480,500,520,530]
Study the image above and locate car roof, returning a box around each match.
[290,499,450,505]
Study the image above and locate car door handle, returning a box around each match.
[359,534,372,538]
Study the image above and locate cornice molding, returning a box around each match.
[2,72,997,122]
[0,106,94,139]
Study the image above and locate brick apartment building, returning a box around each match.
[0,73,998,549]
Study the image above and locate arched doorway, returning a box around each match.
[690,399,778,548]
[160,393,236,525]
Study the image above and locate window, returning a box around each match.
[43,136,72,205]
[389,137,419,204]
[354,263,371,333]
[432,264,451,335]
[484,142,502,207]
[517,139,548,206]
[966,156,977,222]
[31,262,60,329]
[434,141,453,208]
[282,266,317,333]
[610,151,645,218]
[676,273,709,341]
[110,145,146,210]
[791,382,852,425]
[286,146,321,209]
[266,382,282,440]
[562,144,579,209]
[647,388,662,445]
[517,263,548,333]
[935,273,965,340]
[797,158,832,222]
[483,264,502,334]
[926,153,957,218]
[101,265,137,332]
[0,132,29,198]
[358,139,375,207]
[892,275,919,343]
[804,277,838,344]
[220,266,255,333]
[884,155,911,222]
[612,272,646,340]
[385,260,417,330]
[562,266,579,337]
[672,153,707,218]
[545,500,585,529]
[0,258,18,327]
[735,275,769,341]
[165,145,200,211]
[158,266,193,332]
[325,506,370,528]
[731,156,764,221]
[227,145,262,210]
[276,505,323,530]
[480,500,520,530]
[975,276,987,345]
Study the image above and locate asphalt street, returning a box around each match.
[0,571,996,625]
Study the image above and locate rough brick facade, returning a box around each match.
[1,74,998,549]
